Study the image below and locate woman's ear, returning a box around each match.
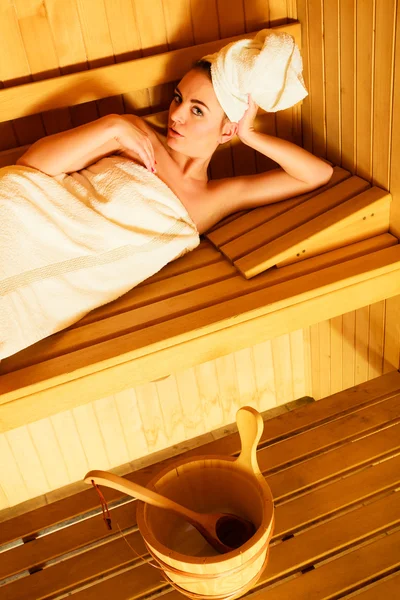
[219,120,238,144]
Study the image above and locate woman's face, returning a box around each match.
[167,69,232,158]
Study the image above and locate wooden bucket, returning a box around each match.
[136,422,274,599]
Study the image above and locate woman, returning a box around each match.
[17,61,332,235]
[2,57,332,360]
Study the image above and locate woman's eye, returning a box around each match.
[192,106,203,117]
[173,94,182,104]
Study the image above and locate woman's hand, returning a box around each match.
[237,95,259,145]
[115,115,157,173]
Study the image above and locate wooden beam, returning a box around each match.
[0,23,300,123]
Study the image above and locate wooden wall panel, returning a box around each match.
[308,296,400,401]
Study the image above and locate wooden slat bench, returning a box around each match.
[1,370,399,599]
[1,21,400,438]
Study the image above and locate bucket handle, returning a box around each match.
[234,406,264,477]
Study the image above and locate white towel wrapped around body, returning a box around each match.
[204,30,308,123]
[0,156,200,359]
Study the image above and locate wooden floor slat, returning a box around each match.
[248,528,400,600]
[269,421,400,501]
[341,571,400,599]
[1,372,399,548]
[275,454,400,537]
[257,393,400,475]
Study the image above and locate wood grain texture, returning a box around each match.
[0,372,399,599]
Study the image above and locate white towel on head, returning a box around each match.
[203,30,308,123]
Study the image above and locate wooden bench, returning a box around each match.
[1,370,399,599]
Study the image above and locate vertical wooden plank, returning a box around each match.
[324,0,341,165]
[355,305,370,384]
[339,0,356,173]
[215,354,242,424]
[163,0,194,49]
[302,326,313,397]
[234,347,260,409]
[51,411,89,482]
[256,113,278,173]
[297,0,313,151]
[72,403,111,470]
[28,419,70,491]
[135,382,169,453]
[271,334,294,405]
[310,323,321,399]
[243,0,270,32]
[368,300,385,379]
[93,396,130,467]
[372,0,396,189]
[6,427,49,498]
[210,141,235,179]
[217,0,245,37]
[103,0,145,115]
[356,0,375,181]
[155,376,186,445]
[190,0,220,43]
[0,484,9,512]
[289,329,307,399]
[342,310,356,390]
[175,368,207,438]
[307,0,326,157]
[318,319,331,399]
[195,361,224,431]
[114,388,149,461]
[0,0,46,145]
[390,0,400,238]
[269,0,288,25]
[330,315,343,394]
[253,340,277,411]
[383,295,400,372]
[76,0,123,115]
[0,434,28,507]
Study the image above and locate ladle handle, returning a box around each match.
[235,406,264,477]
[84,469,201,523]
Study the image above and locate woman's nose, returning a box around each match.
[171,102,186,124]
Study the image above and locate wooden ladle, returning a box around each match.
[84,406,263,554]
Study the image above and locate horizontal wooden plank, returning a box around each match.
[252,186,391,272]
[345,572,400,599]
[3,234,396,376]
[206,166,351,247]
[0,24,300,123]
[1,250,400,432]
[269,421,400,502]
[253,528,400,599]
[256,393,400,476]
[274,453,400,537]
[219,176,370,267]
[1,244,399,406]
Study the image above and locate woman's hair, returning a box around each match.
[193,59,212,80]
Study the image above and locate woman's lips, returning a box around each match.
[168,127,183,138]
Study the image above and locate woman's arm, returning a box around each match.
[211,98,333,217]
[16,114,156,176]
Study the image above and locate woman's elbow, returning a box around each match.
[308,162,333,189]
